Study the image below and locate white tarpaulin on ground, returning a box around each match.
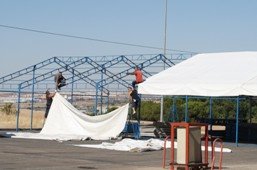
[39,92,129,140]
[5,93,129,141]
[74,138,232,153]
[138,52,257,97]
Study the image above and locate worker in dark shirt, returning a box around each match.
[45,90,55,119]
[128,86,141,115]
[54,70,66,90]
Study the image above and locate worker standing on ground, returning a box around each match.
[127,66,143,89]
[44,90,55,125]
[128,86,141,115]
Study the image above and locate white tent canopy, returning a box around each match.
[138,52,257,97]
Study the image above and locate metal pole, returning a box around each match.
[16,84,21,132]
[249,97,252,123]
[160,0,168,122]
[100,67,104,115]
[185,95,188,122]
[160,97,164,122]
[138,94,141,124]
[236,97,239,147]
[163,0,168,55]
[95,82,99,115]
[106,91,110,113]
[30,65,36,130]
[172,97,176,122]
[71,69,75,104]
[209,97,213,133]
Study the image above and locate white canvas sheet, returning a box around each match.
[4,131,90,141]
[38,92,129,140]
[138,52,257,97]
[4,94,129,140]
[74,138,232,153]
[5,93,129,140]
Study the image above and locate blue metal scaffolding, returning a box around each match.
[0,53,190,131]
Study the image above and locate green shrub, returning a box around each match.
[1,103,16,115]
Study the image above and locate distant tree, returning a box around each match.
[139,96,257,123]
[140,100,160,121]
[188,99,209,121]
[1,103,16,115]
[106,106,118,113]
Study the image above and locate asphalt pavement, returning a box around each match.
[0,135,257,170]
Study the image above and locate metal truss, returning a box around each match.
[0,53,192,130]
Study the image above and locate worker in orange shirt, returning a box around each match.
[127,66,143,89]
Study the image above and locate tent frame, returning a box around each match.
[170,95,243,146]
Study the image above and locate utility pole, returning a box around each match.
[160,0,168,122]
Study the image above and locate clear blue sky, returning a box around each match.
[1,0,257,76]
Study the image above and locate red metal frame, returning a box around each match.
[169,122,209,170]
[211,138,223,170]
[163,136,171,168]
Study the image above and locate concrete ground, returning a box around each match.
[0,136,257,170]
